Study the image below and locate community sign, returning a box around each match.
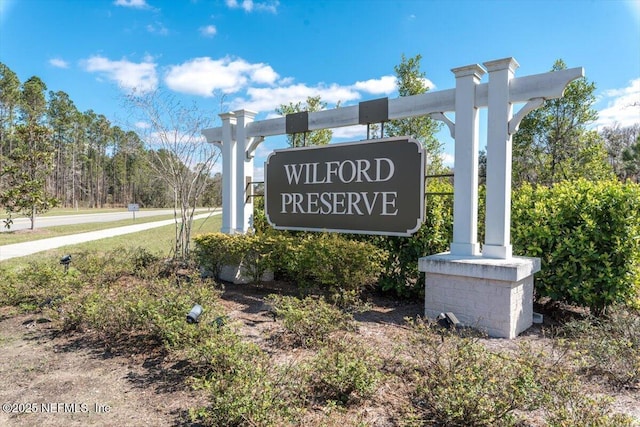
[264,137,424,236]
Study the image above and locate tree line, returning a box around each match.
[0,62,222,229]
[511,60,639,186]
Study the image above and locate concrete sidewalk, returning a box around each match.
[0,212,220,262]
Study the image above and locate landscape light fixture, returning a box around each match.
[436,312,460,330]
[186,304,203,324]
[213,315,228,329]
[60,254,72,273]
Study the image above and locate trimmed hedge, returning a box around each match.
[193,232,387,297]
[251,181,453,299]
[512,179,640,315]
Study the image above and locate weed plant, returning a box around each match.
[189,328,303,426]
[561,305,640,390]
[264,294,356,348]
[0,262,74,312]
[304,337,383,406]
[401,317,635,427]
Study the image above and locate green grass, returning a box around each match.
[8,206,216,218]
[0,215,222,269]
[0,214,189,245]
[33,207,172,217]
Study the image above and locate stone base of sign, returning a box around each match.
[418,253,541,339]
[219,264,274,284]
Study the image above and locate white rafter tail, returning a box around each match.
[202,123,235,143]
[508,67,584,103]
[246,136,265,160]
[429,112,455,138]
[508,97,545,135]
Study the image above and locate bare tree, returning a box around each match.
[126,90,220,260]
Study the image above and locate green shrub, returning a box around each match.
[543,393,635,427]
[289,233,387,296]
[193,233,246,278]
[539,367,635,427]
[561,306,640,389]
[306,338,382,406]
[254,180,453,297]
[194,231,387,297]
[252,195,269,235]
[512,179,640,315]
[265,294,355,348]
[62,276,222,351]
[69,246,163,285]
[189,329,301,426]
[0,259,80,311]
[403,318,635,427]
[241,234,290,284]
[194,232,290,283]
[406,327,538,426]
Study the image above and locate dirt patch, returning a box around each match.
[0,307,205,427]
[0,283,638,426]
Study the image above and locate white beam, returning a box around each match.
[508,67,583,103]
[201,67,583,142]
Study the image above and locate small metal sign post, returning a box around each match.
[265,137,424,236]
[128,203,139,221]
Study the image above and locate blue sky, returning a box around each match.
[1,0,639,179]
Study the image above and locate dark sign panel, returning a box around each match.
[264,137,424,236]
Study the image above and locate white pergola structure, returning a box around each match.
[202,57,582,338]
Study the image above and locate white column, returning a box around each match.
[483,58,519,259]
[234,109,257,233]
[450,64,485,256]
[220,112,236,234]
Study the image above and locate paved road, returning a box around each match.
[1,208,211,232]
[0,211,221,262]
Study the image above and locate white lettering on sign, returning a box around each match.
[280,191,398,216]
[282,158,395,185]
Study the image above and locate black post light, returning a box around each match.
[60,254,72,273]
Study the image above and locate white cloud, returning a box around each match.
[117,53,436,119]
[422,78,436,90]
[199,24,217,37]
[253,142,273,160]
[226,0,279,13]
[595,78,640,128]
[146,21,169,35]
[113,0,149,9]
[82,55,158,93]
[164,56,279,97]
[440,152,454,167]
[232,83,360,113]
[251,65,279,85]
[332,125,367,139]
[135,121,151,129]
[253,165,264,181]
[353,75,396,95]
[49,58,69,69]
